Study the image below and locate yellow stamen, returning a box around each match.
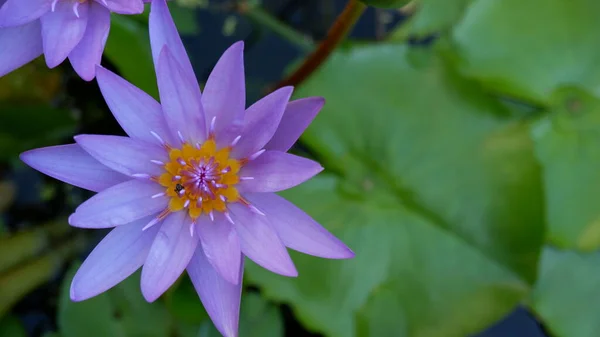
[160,139,241,221]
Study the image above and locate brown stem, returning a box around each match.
[273,0,367,90]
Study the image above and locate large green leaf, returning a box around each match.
[531,247,600,337]
[410,0,472,36]
[452,0,600,105]
[246,44,544,337]
[389,0,473,39]
[532,87,600,250]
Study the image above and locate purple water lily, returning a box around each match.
[0,0,145,80]
[20,0,353,336]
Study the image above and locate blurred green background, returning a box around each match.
[1,0,599,336]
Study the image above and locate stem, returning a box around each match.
[238,4,315,52]
[273,0,367,90]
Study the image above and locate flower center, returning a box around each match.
[157,139,241,221]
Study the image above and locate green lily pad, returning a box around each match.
[388,0,473,39]
[531,87,600,250]
[246,44,544,337]
[531,247,600,337]
[452,0,600,105]
[410,0,472,36]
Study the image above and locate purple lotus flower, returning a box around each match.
[0,0,145,80]
[20,0,353,335]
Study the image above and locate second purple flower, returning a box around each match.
[0,0,145,80]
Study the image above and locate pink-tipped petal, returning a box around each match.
[40,1,88,68]
[238,151,323,193]
[202,41,246,137]
[232,86,293,158]
[69,2,110,81]
[69,179,167,228]
[156,47,206,144]
[228,203,297,277]
[96,66,174,145]
[20,144,128,192]
[75,134,168,177]
[187,246,242,337]
[70,216,160,301]
[0,0,50,27]
[197,215,242,285]
[0,20,43,78]
[149,0,200,94]
[265,97,325,152]
[141,212,198,302]
[245,193,354,259]
[95,0,144,14]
